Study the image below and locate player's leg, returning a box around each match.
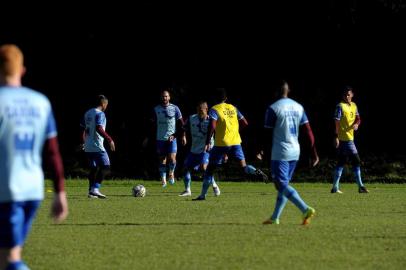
[156,140,168,187]
[180,153,199,196]
[264,160,315,225]
[202,152,220,196]
[0,201,40,270]
[86,152,98,197]
[332,144,346,193]
[351,153,368,193]
[89,152,110,199]
[168,139,178,185]
[232,145,268,181]
[263,161,288,224]
[283,161,315,225]
[193,147,224,200]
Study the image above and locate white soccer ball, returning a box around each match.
[132,184,146,197]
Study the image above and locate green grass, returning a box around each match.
[24,180,406,269]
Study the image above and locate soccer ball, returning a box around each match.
[132,184,146,197]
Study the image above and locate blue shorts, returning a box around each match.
[0,200,41,248]
[338,140,358,155]
[184,152,210,169]
[209,145,246,165]
[156,139,177,155]
[86,151,110,168]
[271,160,298,190]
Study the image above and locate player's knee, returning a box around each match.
[351,155,361,167]
[99,165,110,177]
[274,180,287,192]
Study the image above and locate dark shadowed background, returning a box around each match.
[1,1,405,178]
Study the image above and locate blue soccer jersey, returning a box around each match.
[187,114,214,154]
[0,86,57,202]
[264,98,308,161]
[82,108,107,152]
[154,104,182,141]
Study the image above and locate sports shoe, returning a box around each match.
[89,188,107,199]
[192,196,206,201]
[179,190,191,197]
[331,188,343,194]
[213,185,221,196]
[262,218,280,225]
[359,186,369,193]
[302,207,316,225]
[168,174,175,185]
[161,178,167,188]
[255,169,269,182]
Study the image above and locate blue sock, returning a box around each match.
[159,164,166,180]
[200,174,213,197]
[282,185,308,213]
[333,166,343,190]
[184,170,191,190]
[353,166,364,187]
[91,182,101,190]
[244,164,257,175]
[6,261,28,270]
[271,191,288,220]
[168,162,176,176]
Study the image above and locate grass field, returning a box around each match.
[24,180,405,269]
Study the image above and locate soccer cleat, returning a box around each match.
[359,186,369,193]
[179,190,191,197]
[213,185,221,196]
[331,188,343,194]
[255,169,269,182]
[262,218,280,225]
[89,189,107,199]
[192,196,206,201]
[302,207,316,225]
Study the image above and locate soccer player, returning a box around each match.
[143,89,185,187]
[262,81,319,225]
[331,86,369,193]
[193,88,268,200]
[0,44,68,270]
[179,101,220,197]
[81,95,115,199]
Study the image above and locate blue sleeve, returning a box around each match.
[235,107,244,120]
[264,107,276,128]
[209,109,218,120]
[334,104,342,120]
[300,111,309,125]
[175,106,182,120]
[95,112,105,126]
[46,110,58,138]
